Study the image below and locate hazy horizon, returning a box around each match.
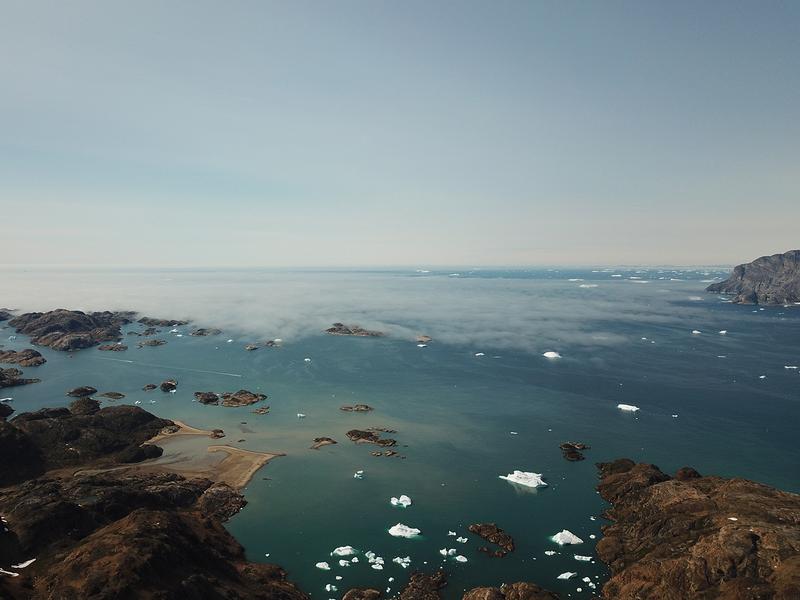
[2,1,798,267]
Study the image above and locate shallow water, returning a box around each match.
[2,267,799,597]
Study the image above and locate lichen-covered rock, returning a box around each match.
[0,349,46,367]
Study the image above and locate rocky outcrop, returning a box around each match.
[343,589,382,600]
[160,379,178,392]
[98,392,125,400]
[0,310,13,321]
[560,441,589,462]
[397,571,448,600]
[137,338,166,348]
[463,583,559,600]
[8,310,131,351]
[310,437,337,450]
[66,386,97,397]
[595,458,800,599]
[0,368,40,388]
[707,250,800,304]
[194,391,220,404]
[0,403,13,420]
[138,317,188,327]
[325,323,384,337]
[346,429,397,447]
[142,383,158,391]
[340,404,373,412]
[195,390,267,407]
[97,343,127,351]
[191,328,221,336]
[0,349,46,367]
[468,523,515,557]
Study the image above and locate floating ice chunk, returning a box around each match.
[611,274,622,277]
[509,431,518,435]
[474,352,485,357]
[389,577,395,582]
[0,398,12,402]
[325,584,338,592]
[578,284,598,288]
[297,413,306,418]
[499,470,547,488]
[568,278,584,282]
[544,550,556,556]
[589,534,596,539]
[574,555,592,561]
[784,366,798,369]
[759,375,767,379]
[439,548,457,556]
[10,559,35,569]
[417,344,427,348]
[0,568,19,577]
[672,414,679,418]
[447,531,457,536]
[331,546,356,556]
[392,556,411,568]
[454,555,468,563]
[304,357,312,362]
[557,572,577,580]
[617,404,639,412]
[456,537,468,543]
[390,495,412,508]
[134,400,141,405]
[691,330,701,335]
[388,523,421,538]
[227,339,234,343]
[336,576,342,581]
[351,556,359,563]
[582,577,591,583]
[372,564,383,570]
[543,351,561,359]
[353,470,364,479]
[315,562,330,570]
[551,530,584,545]
[338,559,350,567]
[719,330,727,335]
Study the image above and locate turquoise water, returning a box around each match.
[2,267,799,597]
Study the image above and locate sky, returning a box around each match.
[1,0,798,267]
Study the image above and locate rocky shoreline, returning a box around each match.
[707,249,800,304]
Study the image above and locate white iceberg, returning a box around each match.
[617,404,639,412]
[454,555,468,563]
[438,548,457,556]
[574,555,592,561]
[392,556,411,568]
[390,495,412,508]
[499,470,547,488]
[304,357,312,362]
[297,413,306,418]
[372,564,383,570]
[338,559,350,567]
[388,523,421,538]
[315,562,330,570]
[543,351,561,359]
[456,536,468,543]
[691,330,701,335]
[447,531,457,536]
[331,546,356,556]
[10,559,35,569]
[557,572,577,580]
[474,352,485,357]
[719,330,727,335]
[551,530,584,545]
[544,550,556,556]
[325,584,338,592]
[578,284,598,288]
[353,470,364,479]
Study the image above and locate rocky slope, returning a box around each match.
[0,350,46,368]
[0,402,309,600]
[707,250,800,304]
[595,458,800,599]
[0,368,40,389]
[8,310,132,351]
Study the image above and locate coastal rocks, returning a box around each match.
[468,523,515,557]
[325,323,385,337]
[8,310,130,351]
[244,344,259,351]
[142,383,158,391]
[69,397,101,415]
[416,335,433,344]
[310,437,337,450]
[0,310,13,321]
[210,429,226,439]
[560,441,590,462]
[196,390,268,407]
[0,349,46,367]
[462,583,559,600]
[595,458,800,599]
[396,570,447,600]
[0,368,40,389]
[252,406,270,415]
[98,392,125,400]
[137,317,188,327]
[0,403,13,420]
[706,249,800,304]
[137,339,166,348]
[346,429,397,447]
[97,343,127,351]
[190,328,221,336]
[343,589,382,600]
[340,404,374,412]
[160,379,178,392]
[66,386,97,397]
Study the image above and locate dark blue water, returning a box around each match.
[2,267,798,597]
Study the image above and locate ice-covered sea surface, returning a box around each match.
[2,266,800,598]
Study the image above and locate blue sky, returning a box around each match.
[1,1,798,266]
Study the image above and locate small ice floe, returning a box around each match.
[392,556,411,568]
[315,562,331,570]
[719,330,728,335]
[578,284,598,288]
[353,470,364,479]
[388,523,421,538]
[574,555,592,562]
[339,559,350,567]
[304,357,312,363]
[331,546,356,556]
[336,576,342,581]
[568,278,584,282]
[447,531,457,536]
[589,534,596,540]
[325,584,337,592]
[417,344,427,348]
[439,548,457,557]
[671,414,679,418]
[297,413,306,418]
[390,495,412,508]
[611,274,622,278]
[134,400,142,405]
[176,334,183,338]
[509,431,518,435]
[456,536,468,543]
[474,352,485,357]
[227,339,234,343]
[351,556,359,563]
[10,559,35,569]
[557,572,577,580]
[582,577,591,583]
[372,564,384,570]
[688,296,703,301]
[617,404,639,412]
[542,351,561,359]
[759,375,767,379]
[170,328,179,333]
[544,550,556,556]
[454,555,468,563]
[728,517,738,521]
[0,398,12,403]
[784,366,798,370]
[7,335,16,341]
[0,568,19,577]
[551,530,584,545]
[691,330,701,335]
[499,470,547,488]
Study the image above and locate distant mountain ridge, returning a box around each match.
[706,250,800,305]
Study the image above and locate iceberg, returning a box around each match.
[388,523,421,538]
[304,357,312,362]
[574,555,592,561]
[551,530,584,545]
[10,559,35,569]
[331,546,356,556]
[390,495,412,508]
[454,555,468,563]
[338,559,350,567]
[691,330,701,335]
[544,550,556,556]
[325,584,337,592]
[315,562,330,570]
[499,470,547,488]
[447,531,457,536]
[719,330,727,335]
[474,352,485,357]
[297,413,306,418]
[578,284,598,288]
[542,351,561,359]
[557,572,577,580]
[456,536,467,543]
[353,470,364,479]
[392,556,411,568]
[617,404,639,412]
[438,548,457,556]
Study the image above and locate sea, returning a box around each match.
[1,266,799,598]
